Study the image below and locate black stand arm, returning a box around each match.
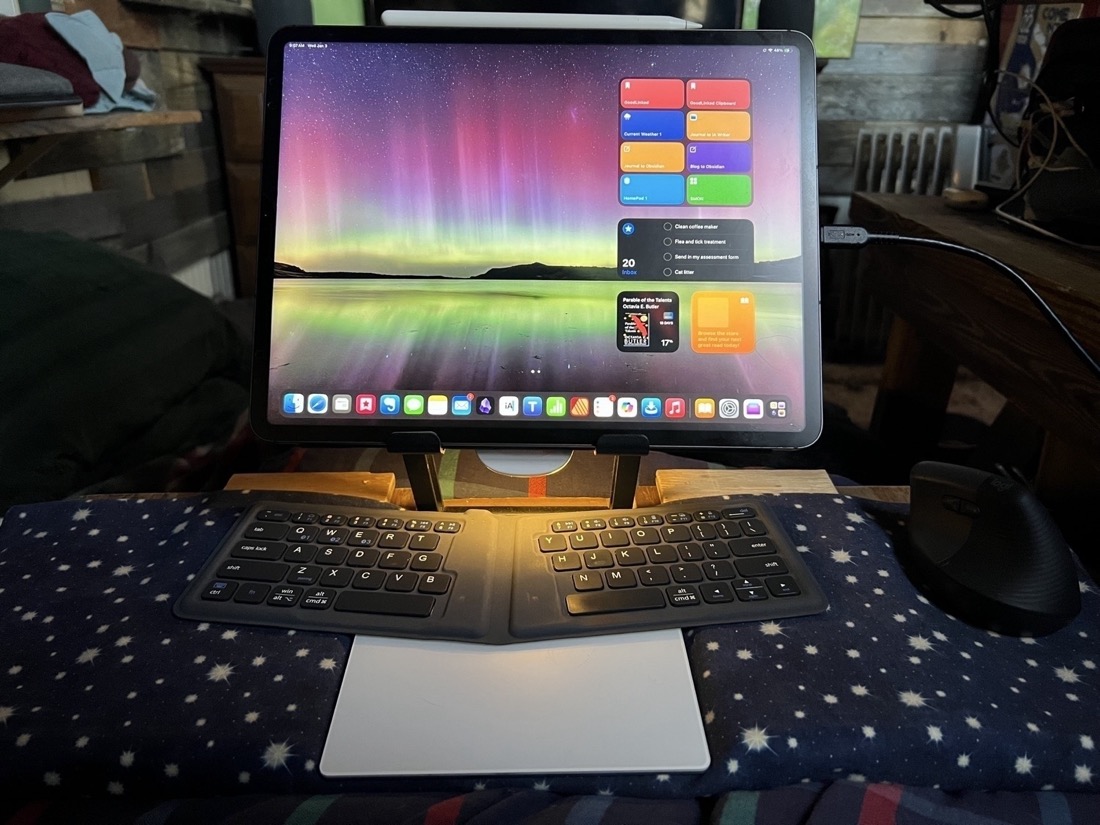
[388,432,445,512]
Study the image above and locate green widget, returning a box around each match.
[686,174,752,206]
[403,394,425,415]
[547,396,567,417]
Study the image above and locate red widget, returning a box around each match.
[620,78,685,109]
[686,78,751,110]
[355,394,376,415]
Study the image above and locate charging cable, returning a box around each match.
[820,226,1100,382]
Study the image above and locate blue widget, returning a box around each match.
[307,393,328,414]
[283,393,304,414]
[620,110,684,141]
[379,394,401,415]
[522,396,543,416]
[451,395,473,415]
[640,397,663,418]
[620,174,685,206]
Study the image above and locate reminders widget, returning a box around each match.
[617,218,753,280]
[617,291,678,352]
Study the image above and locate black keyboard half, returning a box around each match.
[174,497,828,644]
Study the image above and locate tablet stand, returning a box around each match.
[387,432,649,511]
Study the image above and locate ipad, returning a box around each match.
[254,26,822,452]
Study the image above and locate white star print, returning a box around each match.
[115,636,132,648]
[823,694,839,705]
[319,657,339,671]
[252,656,266,666]
[927,725,944,743]
[221,630,238,641]
[1075,765,1094,784]
[1084,660,1096,670]
[75,736,89,748]
[597,788,613,796]
[108,781,123,795]
[154,594,170,602]
[165,764,179,777]
[261,741,293,770]
[295,648,311,658]
[706,641,720,651]
[862,726,876,739]
[741,726,772,752]
[76,648,100,664]
[533,780,550,791]
[851,684,870,697]
[1055,666,1081,684]
[899,690,929,708]
[908,635,934,651]
[788,737,798,748]
[238,772,250,784]
[726,758,739,774]
[893,614,907,623]
[845,575,858,584]
[804,645,818,655]
[474,781,487,790]
[958,754,971,768]
[830,549,853,564]
[72,508,93,522]
[1082,735,1095,750]
[120,750,135,767]
[656,774,670,782]
[966,716,982,730]
[846,512,867,524]
[0,706,14,724]
[704,710,716,724]
[112,565,134,577]
[736,649,753,660]
[1015,755,1034,774]
[44,772,60,786]
[846,649,860,658]
[245,711,260,723]
[207,663,234,683]
[760,621,784,636]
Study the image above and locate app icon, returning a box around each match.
[355,394,376,415]
[617,397,638,418]
[307,393,329,414]
[500,396,520,416]
[522,396,543,416]
[719,398,739,419]
[744,398,764,419]
[666,397,687,419]
[569,397,590,417]
[546,396,567,417]
[403,395,425,415]
[694,397,716,419]
[476,396,494,415]
[427,394,448,415]
[283,393,304,414]
[768,400,788,418]
[379,394,401,415]
[594,397,614,418]
[451,395,472,416]
[640,397,662,418]
[332,394,352,414]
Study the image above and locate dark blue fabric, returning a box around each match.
[0,492,1096,805]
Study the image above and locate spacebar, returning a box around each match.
[334,591,435,617]
[566,589,665,615]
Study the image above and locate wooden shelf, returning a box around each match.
[0,109,201,142]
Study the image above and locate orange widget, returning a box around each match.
[687,79,751,110]
[620,141,685,173]
[691,291,756,354]
[686,111,751,142]
[620,78,684,109]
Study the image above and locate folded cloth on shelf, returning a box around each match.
[0,13,99,106]
[0,62,78,107]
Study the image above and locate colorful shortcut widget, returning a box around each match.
[618,75,752,208]
[691,291,756,354]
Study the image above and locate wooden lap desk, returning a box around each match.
[849,193,1100,501]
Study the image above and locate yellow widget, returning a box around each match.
[619,141,686,173]
[691,291,756,353]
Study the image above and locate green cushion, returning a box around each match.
[0,230,250,508]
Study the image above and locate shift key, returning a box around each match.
[216,559,289,582]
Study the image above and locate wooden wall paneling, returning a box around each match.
[209,69,264,162]
[225,160,259,242]
[144,147,220,196]
[0,169,93,205]
[10,126,187,178]
[0,189,123,240]
[147,210,229,272]
[56,0,161,48]
[90,162,154,203]
[121,178,224,246]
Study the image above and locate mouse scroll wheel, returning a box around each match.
[941,495,981,517]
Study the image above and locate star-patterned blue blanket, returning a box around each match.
[0,490,1096,806]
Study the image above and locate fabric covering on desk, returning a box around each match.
[0,491,1096,804]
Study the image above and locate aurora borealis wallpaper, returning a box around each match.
[274,41,806,276]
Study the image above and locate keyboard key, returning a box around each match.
[320,514,347,526]
[433,521,461,533]
[320,567,353,587]
[348,515,375,527]
[608,516,635,528]
[302,588,337,609]
[552,552,581,572]
[267,586,302,606]
[538,534,568,553]
[637,514,664,526]
[411,552,442,572]
[256,509,291,522]
[671,564,703,583]
[703,541,731,559]
[379,550,411,569]
[704,560,737,580]
[291,512,319,524]
[701,582,735,604]
[666,512,692,524]
[580,518,607,530]
[722,506,756,520]
[202,580,236,601]
[418,573,452,595]
[606,569,638,589]
[599,529,630,548]
[335,591,434,618]
[613,547,646,566]
[551,520,578,533]
[569,532,599,551]
[231,541,285,561]
[317,527,349,545]
[666,585,701,607]
[676,543,704,562]
[690,523,717,541]
[573,572,603,592]
[736,586,769,602]
[660,525,693,543]
[693,509,721,522]
[378,532,409,550]
[287,565,321,585]
[351,570,386,590]
[566,588,664,615]
[737,557,789,577]
[646,545,679,564]
[347,548,380,567]
[385,571,418,592]
[630,527,660,545]
[284,545,317,563]
[377,518,405,530]
[216,560,288,583]
[731,537,779,557]
[233,583,269,604]
[409,533,440,552]
[315,546,349,565]
[741,518,768,537]
[638,566,671,586]
[405,519,433,532]
[347,529,378,548]
[244,523,287,541]
[766,575,801,597]
[582,549,614,569]
[716,522,743,539]
[286,525,319,543]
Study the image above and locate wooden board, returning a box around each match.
[655,469,839,502]
[224,472,397,503]
[147,210,229,273]
[144,147,221,196]
[121,179,225,246]
[0,189,122,239]
[0,110,200,142]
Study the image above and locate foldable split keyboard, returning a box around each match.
[175,496,828,644]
